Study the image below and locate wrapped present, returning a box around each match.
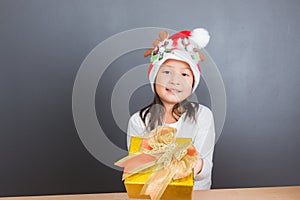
[115,126,198,200]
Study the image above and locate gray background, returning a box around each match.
[1,0,300,197]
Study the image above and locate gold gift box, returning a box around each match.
[124,137,194,200]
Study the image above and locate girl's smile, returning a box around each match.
[166,87,182,94]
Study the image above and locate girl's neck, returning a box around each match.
[163,103,179,124]
[163,103,174,114]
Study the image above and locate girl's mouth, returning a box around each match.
[166,88,181,94]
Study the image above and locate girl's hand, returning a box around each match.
[194,158,204,177]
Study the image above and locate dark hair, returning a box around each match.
[139,84,199,131]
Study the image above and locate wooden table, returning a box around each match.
[1,186,299,200]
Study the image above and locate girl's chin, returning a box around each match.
[161,97,184,105]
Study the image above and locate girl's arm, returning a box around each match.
[193,106,216,189]
[126,112,146,150]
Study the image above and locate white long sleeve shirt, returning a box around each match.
[126,104,216,190]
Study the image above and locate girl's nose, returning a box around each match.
[169,73,181,85]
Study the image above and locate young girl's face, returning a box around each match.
[155,59,194,107]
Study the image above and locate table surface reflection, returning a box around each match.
[1,186,299,200]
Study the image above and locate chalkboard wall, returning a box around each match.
[1,0,299,197]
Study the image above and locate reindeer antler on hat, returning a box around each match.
[144,30,169,57]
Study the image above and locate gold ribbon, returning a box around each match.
[115,126,198,200]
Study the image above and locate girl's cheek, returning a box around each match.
[181,78,191,86]
[155,79,166,87]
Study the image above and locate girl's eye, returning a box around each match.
[163,71,170,74]
[182,73,189,77]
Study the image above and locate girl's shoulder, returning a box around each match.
[194,104,214,121]
[129,111,141,122]
[129,111,145,127]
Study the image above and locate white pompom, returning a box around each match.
[190,28,210,48]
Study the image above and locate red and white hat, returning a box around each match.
[144,28,210,93]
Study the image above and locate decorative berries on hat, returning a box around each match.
[144,28,210,93]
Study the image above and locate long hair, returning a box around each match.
[139,84,199,131]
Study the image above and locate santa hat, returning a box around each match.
[144,28,210,93]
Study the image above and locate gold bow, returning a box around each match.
[115,126,198,200]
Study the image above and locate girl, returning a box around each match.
[127,28,216,190]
